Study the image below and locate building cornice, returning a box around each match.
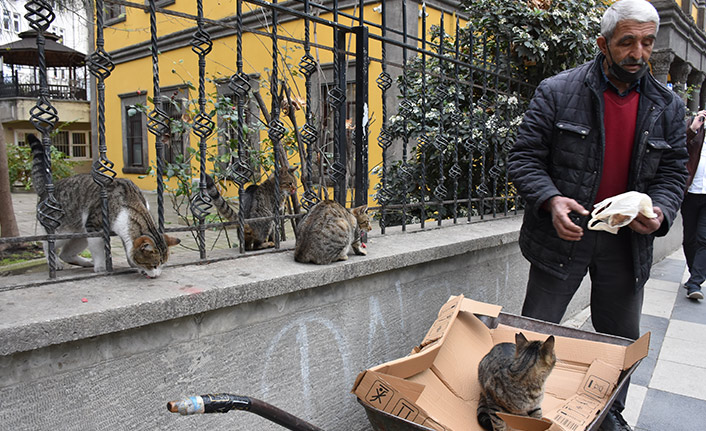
[652,0,706,67]
[108,0,466,65]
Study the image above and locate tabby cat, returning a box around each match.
[29,134,180,278]
[294,200,372,264]
[204,166,298,250]
[476,333,556,431]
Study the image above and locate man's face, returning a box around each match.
[598,20,657,71]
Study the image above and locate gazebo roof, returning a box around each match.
[0,30,86,67]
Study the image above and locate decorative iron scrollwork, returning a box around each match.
[226,160,253,188]
[37,193,62,231]
[193,112,214,139]
[147,107,170,137]
[327,87,345,107]
[376,72,392,91]
[190,192,213,222]
[24,0,54,31]
[268,119,286,142]
[228,72,251,98]
[87,48,115,81]
[449,163,462,180]
[299,54,317,78]
[190,28,213,56]
[377,129,392,150]
[92,155,117,188]
[29,98,58,134]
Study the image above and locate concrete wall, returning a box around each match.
[0,215,682,430]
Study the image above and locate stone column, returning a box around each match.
[672,62,693,104]
[687,70,706,112]
[672,62,693,88]
[650,49,675,85]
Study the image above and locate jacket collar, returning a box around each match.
[585,52,673,109]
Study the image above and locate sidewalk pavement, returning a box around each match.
[564,248,706,431]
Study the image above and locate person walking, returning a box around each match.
[681,110,706,301]
[507,1,689,430]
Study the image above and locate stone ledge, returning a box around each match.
[0,215,523,357]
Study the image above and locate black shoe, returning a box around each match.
[686,285,704,300]
[598,409,632,431]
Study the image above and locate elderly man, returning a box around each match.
[508,1,688,430]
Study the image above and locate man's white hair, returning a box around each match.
[601,0,660,40]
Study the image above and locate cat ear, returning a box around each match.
[353,205,368,215]
[515,332,528,348]
[541,335,555,354]
[135,236,155,252]
[164,234,181,247]
[288,165,298,173]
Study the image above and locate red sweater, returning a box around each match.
[595,89,639,203]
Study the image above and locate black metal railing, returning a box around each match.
[0,81,87,100]
[2,0,535,283]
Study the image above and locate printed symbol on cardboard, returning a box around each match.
[366,380,394,410]
[422,417,448,430]
[564,395,600,419]
[584,375,611,399]
[393,398,419,421]
[554,410,583,431]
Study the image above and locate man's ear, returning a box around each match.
[597,35,608,56]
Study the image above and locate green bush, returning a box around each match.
[462,0,604,85]
[7,143,77,190]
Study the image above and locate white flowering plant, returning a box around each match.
[374,0,604,225]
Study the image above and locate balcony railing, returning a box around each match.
[0,81,87,100]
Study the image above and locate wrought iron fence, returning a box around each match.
[2,0,535,282]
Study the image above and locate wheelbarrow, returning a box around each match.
[167,309,644,431]
[167,394,325,431]
[167,393,434,431]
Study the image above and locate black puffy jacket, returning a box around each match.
[508,54,688,290]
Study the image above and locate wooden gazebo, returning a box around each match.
[0,30,87,100]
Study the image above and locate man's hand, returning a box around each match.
[545,196,590,241]
[628,206,663,234]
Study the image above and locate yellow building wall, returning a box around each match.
[103,1,465,202]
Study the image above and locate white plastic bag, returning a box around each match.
[588,191,657,234]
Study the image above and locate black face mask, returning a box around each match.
[606,46,648,84]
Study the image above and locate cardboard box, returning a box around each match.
[353,295,649,431]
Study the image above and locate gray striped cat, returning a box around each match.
[477,333,556,431]
[294,200,371,264]
[29,134,180,278]
[204,166,298,250]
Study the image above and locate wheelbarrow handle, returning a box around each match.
[167,394,325,431]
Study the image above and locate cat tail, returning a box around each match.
[476,394,495,431]
[204,173,239,221]
[28,133,50,198]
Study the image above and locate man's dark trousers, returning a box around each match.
[681,192,706,291]
[521,228,644,412]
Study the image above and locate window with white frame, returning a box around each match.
[51,26,64,43]
[3,10,10,32]
[12,12,19,33]
[15,130,92,160]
